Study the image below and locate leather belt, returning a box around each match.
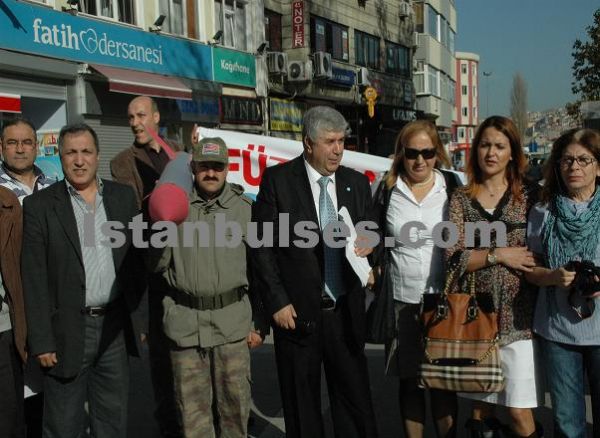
[168,287,246,311]
[82,298,121,317]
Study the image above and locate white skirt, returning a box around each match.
[459,339,543,408]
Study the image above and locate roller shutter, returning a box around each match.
[85,117,132,180]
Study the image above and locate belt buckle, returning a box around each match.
[320,297,336,310]
[84,306,105,317]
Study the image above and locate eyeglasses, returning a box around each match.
[404,147,436,160]
[559,155,597,169]
[3,139,35,150]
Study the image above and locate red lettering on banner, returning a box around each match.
[228,149,241,172]
[243,144,268,187]
[292,1,304,48]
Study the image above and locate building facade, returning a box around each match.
[0,0,265,180]
[262,0,417,156]
[412,0,456,145]
[452,51,479,170]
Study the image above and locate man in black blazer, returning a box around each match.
[21,123,143,438]
[252,106,378,438]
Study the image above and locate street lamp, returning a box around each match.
[483,71,492,118]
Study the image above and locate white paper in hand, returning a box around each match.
[337,206,371,288]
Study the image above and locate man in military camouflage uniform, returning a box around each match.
[154,137,264,438]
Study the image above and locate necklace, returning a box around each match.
[482,184,507,197]
[405,172,435,189]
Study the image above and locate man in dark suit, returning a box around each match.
[21,123,143,438]
[252,106,378,438]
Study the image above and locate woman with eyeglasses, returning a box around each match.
[525,128,600,438]
[371,120,460,438]
[446,116,542,437]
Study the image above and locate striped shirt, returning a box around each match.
[66,179,118,307]
[527,201,600,346]
[0,163,53,205]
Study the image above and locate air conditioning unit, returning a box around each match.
[412,32,419,48]
[267,52,288,75]
[356,67,370,86]
[399,2,412,18]
[313,51,333,79]
[287,61,312,82]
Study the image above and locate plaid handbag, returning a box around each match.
[419,268,504,393]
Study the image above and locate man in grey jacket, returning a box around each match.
[154,137,265,438]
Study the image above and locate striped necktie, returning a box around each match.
[318,176,344,300]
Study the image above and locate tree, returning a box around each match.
[510,72,528,140]
[572,8,600,101]
[567,8,600,125]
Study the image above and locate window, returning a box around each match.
[448,29,455,53]
[264,9,282,52]
[473,107,477,120]
[427,5,438,39]
[414,2,424,33]
[462,107,468,117]
[355,31,379,69]
[160,0,185,35]
[440,17,448,47]
[385,41,410,77]
[428,66,439,96]
[462,85,467,95]
[80,0,135,24]
[310,16,349,61]
[461,63,467,74]
[473,86,477,97]
[215,0,247,50]
[458,127,465,140]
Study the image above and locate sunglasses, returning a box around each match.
[404,147,436,160]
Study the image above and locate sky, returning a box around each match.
[455,0,599,118]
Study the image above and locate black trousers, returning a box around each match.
[273,303,378,438]
[0,329,25,438]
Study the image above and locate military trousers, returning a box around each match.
[170,338,250,438]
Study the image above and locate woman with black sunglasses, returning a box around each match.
[446,116,542,437]
[525,128,600,438]
[371,120,460,438]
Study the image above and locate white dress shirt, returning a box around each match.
[387,170,448,303]
[304,158,339,226]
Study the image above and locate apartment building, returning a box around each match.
[262,0,416,155]
[452,51,479,170]
[412,0,456,145]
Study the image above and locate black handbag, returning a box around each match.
[365,251,395,344]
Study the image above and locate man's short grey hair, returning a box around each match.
[302,106,351,143]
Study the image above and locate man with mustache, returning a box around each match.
[21,123,143,438]
[110,95,183,437]
[153,137,265,438]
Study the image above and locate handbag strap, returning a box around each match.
[436,264,478,321]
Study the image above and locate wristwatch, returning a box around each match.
[487,248,497,266]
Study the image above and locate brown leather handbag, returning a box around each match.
[419,268,504,393]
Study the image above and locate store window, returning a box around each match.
[385,41,410,77]
[80,0,135,24]
[355,31,379,69]
[264,9,282,52]
[215,0,248,50]
[159,0,186,35]
[310,16,349,61]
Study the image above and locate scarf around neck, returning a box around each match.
[542,187,600,269]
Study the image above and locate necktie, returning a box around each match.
[318,176,344,300]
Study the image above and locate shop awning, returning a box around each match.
[90,64,192,100]
[0,93,21,113]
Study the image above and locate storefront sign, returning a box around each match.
[0,0,212,80]
[176,97,219,123]
[269,98,305,132]
[212,47,256,88]
[220,96,262,125]
[329,67,355,88]
[292,1,305,48]
[380,106,417,124]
